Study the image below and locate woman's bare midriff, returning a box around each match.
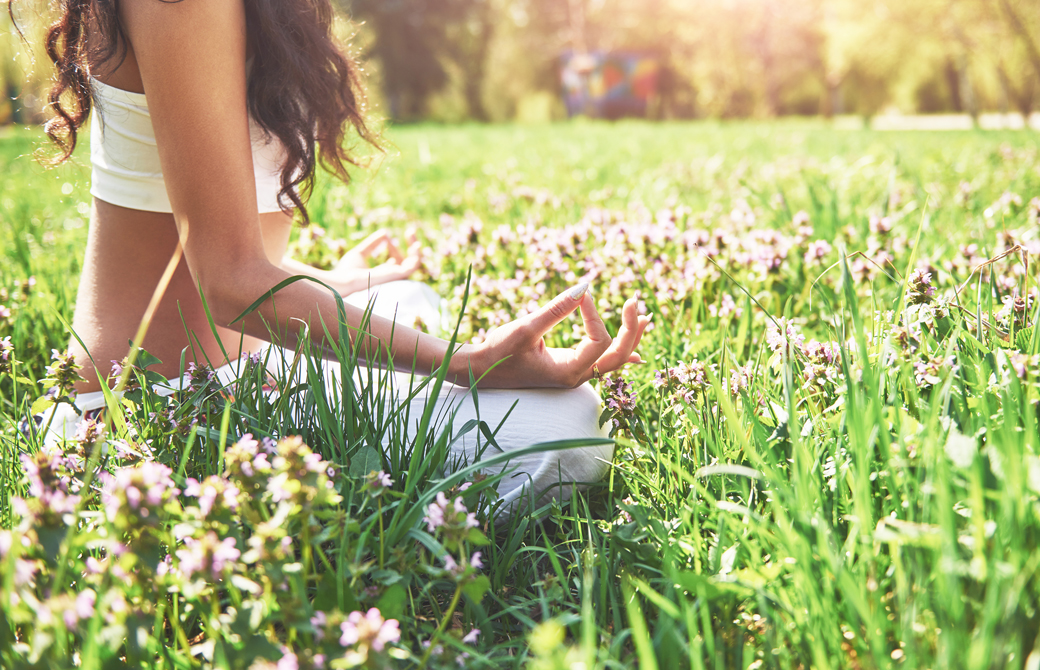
[69,199,294,394]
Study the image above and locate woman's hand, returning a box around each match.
[460,284,652,389]
[331,230,422,295]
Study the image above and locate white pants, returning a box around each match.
[39,282,613,511]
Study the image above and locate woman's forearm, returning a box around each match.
[207,257,480,385]
[279,256,360,296]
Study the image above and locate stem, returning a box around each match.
[377,497,385,569]
[417,584,463,669]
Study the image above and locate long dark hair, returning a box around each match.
[19,0,378,223]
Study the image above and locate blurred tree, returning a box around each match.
[993,0,1040,114]
[3,0,1040,124]
[2,3,48,125]
[339,0,496,121]
[339,0,449,120]
[439,0,495,121]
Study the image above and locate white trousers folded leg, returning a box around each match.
[37,281,613,514]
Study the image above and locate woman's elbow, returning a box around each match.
[194,262,275,329]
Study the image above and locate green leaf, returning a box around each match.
[371,568,403,586]
[462,575,491,603]
[235,636,281,665]
[673,571,751,601]
[1016,327,1034,352]
[376,583,407,621]
[466,527,490,546]
[348,446,382,479]
[128,343,163,370]
[36,526,68,563]
[30,395,55,415]
[313,571,341,612]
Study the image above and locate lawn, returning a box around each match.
[1,120,1039,669]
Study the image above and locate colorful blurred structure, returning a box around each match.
[560,51,661,119]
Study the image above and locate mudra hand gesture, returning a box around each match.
[461,284,652,389]
[331,229,423,295]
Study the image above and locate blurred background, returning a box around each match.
[1,0,1038,126]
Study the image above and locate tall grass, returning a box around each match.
[1,121,1039,668]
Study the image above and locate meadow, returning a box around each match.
[1,120,1039,669]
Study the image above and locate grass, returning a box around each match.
[1,120,1040,669]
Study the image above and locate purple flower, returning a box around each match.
[363,470,393,498]
[0,336,12,375]
[311,611,327,641]
[276,650,298,670]
[184,476,240,517]
[43,349,83,399]
[75,590,96,623]
[186,362,218,390]
[75,418,105,448]
[766,317,804,355]
[804,239,832,264]
[906,269,936,305]
[339,608,400,652]
[423,492,478,535]
[462,628,481,645]
[13,556,37,587]
[602,375,638,429]
[176,532,241,580]
[21,448,71,496]
[1009,352,1037,381]
[869,215,893,236]
[99,462,179,525]
[424,492,449,531]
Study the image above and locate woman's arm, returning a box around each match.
[280,230,423,297]
[119,0,648,388]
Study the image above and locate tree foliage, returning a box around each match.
[343,0,1040,122]
[1,0,1038,122]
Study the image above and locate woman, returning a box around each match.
[33,0,651,507]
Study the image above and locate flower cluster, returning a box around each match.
[0,335,12,375]
[4,431,386,667]
[174,531,241,581]
[266,436,341,511]
[801,340,845,398]
[905,269,936,305]
[997,289,1036,332]
[362,470,394,498]
[424,491,478,538]
[41,348,82,403]
[766,317,805,359]
[184,475,241,519]
[99,461,180,530]
[602,374,638,431]
[14,448,81,527]
[339,608,401,663]
[913,355,956,389]
[654,359,714,403]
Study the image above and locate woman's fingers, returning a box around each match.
[336,230,388,270]
[523,289,654,385]
[352,230,391,257]
[365,256,421,286]
[383,238,406,264]
[588,300,652,377]
[526,283,590,336]
[569,293,613,371]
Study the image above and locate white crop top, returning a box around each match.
[89,77,289,214]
